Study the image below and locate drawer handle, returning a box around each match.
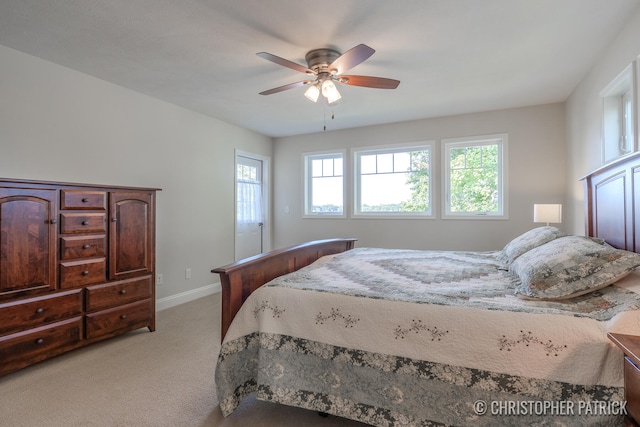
[35,338,44,345]
[111,218,118,222]
[120,314,127,320]
[82,270,90,276]
[50,219,58,224]
[83,244,91,249]
[81,220,89,226]
[119,290,127,295]
[36,307,44,314]
[82,198,89,203]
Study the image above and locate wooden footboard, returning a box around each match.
[212,238,357,341]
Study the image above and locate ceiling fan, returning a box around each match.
[256,44,400,104]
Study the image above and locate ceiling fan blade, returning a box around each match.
[256,52,314,74]
[259,81,311,96]
[338,75,400,89]
[329,44,375,75]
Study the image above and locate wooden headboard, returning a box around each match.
[582,151,640,253]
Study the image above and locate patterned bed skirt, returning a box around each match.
[216,333,625,426]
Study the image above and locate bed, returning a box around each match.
[212,152,640,426]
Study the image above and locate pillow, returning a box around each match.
[511,235,640,300]
[498,226,566,264]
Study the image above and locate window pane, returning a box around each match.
[447,140,501,215]
[312,159,323,177]
[361,154,377,174]
[410,150,429,170]
[237,164,258,182]
[356,146,431,215]
[483,145,498,167]
[394,152,410,172]
[312,176,343,213]
[361,173,411,211]
[377,153,393,173]
[449,148,466,168]
[305,152,344,216]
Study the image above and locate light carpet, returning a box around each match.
[0,293,366,426]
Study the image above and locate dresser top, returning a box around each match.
[608,333,640,367]
[0,178,161,192]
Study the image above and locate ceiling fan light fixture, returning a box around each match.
[257,44,399,105]
[321,79,341,104]
[304,84,320,102]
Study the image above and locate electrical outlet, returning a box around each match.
[185,268,191,279]
[156,274,163,285]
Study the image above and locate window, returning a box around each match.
[353,143,433,217]
[303,151,345,217]
[601,63,636,163]
[236,158,263,225]
[443,134,508,219]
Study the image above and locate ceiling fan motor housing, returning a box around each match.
[305,48,341,74]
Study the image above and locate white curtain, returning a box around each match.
[237,181,263,224]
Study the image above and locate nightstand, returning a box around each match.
[608,333,640,426]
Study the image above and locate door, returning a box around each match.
[235,155,265,260]
[109,191,153,280]
[0,188,57,296]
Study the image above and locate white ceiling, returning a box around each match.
[1,0,638,137]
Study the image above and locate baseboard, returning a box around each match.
[156,282,221,311]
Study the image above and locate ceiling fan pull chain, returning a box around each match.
[323,108,327,131]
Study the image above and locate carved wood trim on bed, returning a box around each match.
[582,151,640,253]
[212,238,357,341]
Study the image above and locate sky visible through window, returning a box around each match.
[311,152,416,210]
[312,173,410,206]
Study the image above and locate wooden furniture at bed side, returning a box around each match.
[608,333,640,426]
[588,154,640,426]
[212,238,357,342]
[0,178,158,376]
[582,151,640,253]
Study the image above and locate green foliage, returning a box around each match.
[449,144,498,213]
[354,144,499,215]
[401,150,430,212]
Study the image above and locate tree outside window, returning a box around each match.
[443,134,507,218]
[354,143,434,217]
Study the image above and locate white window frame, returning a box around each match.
[601,62,637,163]
[303,149,347,218]
[353,142,435,219]
[442,133,508,220]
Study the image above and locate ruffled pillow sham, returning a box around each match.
[511,235,640,301]
[498,226,566,264]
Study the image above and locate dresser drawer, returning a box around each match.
[86,276,153,312]
[60,258,106,289]
[0,317,83,376]
[85,299,152,340]
[60,234,106,260]
[60,213,106,234]
[0,289,83,336]
[625,356,640,422]
[60,190,106,210]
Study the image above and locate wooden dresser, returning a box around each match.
[608,333,640,426]
[0,178,159,376]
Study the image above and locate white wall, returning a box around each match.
[566,7,640,236]
[0,45,272,307]
[273,103,566,251]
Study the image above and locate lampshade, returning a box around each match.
[321,79,342,104]
[533,204,562,226]
[304,84,320,102]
